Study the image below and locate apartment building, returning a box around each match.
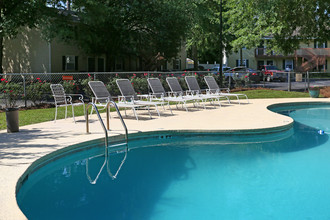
[227,40,329,72]
[2,28,186,73]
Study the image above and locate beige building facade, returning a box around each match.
[2,28,186,74]
[227,40,330,72]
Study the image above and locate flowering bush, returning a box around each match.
[106,76,121,97]
[26,78,51,106]
[130,76,149,95]
[62,80,79,94]
[309,85,323,90]
[0,78,23,109]
[80,75,94,98]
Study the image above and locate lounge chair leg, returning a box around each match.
[155,105,160,118]
[236,95,240,105]
[132,107,139,120]
[147,106,152,118]
[168,103,173,115]
[54,106,58,123]
[184,102,188,112]
[72,104,76,123]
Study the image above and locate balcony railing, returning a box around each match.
[255,48,330,58]
[255,48,293,57]
[296,48,330,57]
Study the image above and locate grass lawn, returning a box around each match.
[0,89,315,130]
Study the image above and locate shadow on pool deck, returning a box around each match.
[0,129,73,166]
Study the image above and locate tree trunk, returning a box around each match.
[0,35,3,74]
[192,44,198,70]
[219,0,223,86]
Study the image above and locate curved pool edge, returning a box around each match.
[1,97,328,220]
[16,122,295,198]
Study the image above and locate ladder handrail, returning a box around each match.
[85,101,128,184]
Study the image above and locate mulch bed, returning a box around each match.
[320,87,330,98]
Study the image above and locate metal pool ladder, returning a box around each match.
[85,101,128,184]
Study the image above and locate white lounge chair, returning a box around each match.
[185,76,229,107]
[88,81,147,120]
[148,78,193,112]
[50,84,85,123]
[166,77,206,109]
[204,76,249,104]
[116,79,163,117]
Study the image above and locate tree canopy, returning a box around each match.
[0,0,47,73]
[225,0,330,54]
[44,0,191,71]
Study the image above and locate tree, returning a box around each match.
[0,0,47,73]
[186,0,234,70]
[44,0,191,71]
[225,0,330,54]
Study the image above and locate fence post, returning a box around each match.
[287,72,291,91]
[307,71,310,89]
[228,75,231,88]
[21,74,27,108]
[304,72,307,92]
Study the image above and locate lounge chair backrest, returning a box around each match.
[147,78,166,98]
[88,81,112,102]
[50,84,66,104]
[116,79,139,101]
[204,76,220,91]
[185,76,201,92]
[166,77,183,94]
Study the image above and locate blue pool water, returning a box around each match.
[17,103,330,219]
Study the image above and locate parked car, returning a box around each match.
[258,65,286,82]
[210,66,231,74]
[225,67,261,83]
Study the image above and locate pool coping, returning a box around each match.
[1,98,330,220]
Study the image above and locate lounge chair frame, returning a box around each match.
[88,81,147,120]
[50,84,85,123]
[204,76,249,104]
[116,79,163,118]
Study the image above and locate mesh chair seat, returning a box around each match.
[50,84,85,123]
[204,76,249,104]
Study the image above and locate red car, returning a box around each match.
[258,65,286,82]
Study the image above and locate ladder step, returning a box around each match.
[108,143,127,148]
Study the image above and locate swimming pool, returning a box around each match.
[17,103,330,219]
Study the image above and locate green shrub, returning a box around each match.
[0,80,24,108]
[26,80,51,106]
[62,80,79,94]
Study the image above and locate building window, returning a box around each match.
[317,60,328,72]
[115,58,123,71]
[98,58,105,72]
[257,60,264,69]
[62,55,78,71]
[236,59,249,67]
[173,59,181,70]
[314,40,328,48]
[88,57,95,72]
[88,57,105,72]
[266,60,273,65]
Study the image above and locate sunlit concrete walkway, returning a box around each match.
[0,98,329,219]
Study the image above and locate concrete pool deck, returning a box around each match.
[1,98,329,219]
